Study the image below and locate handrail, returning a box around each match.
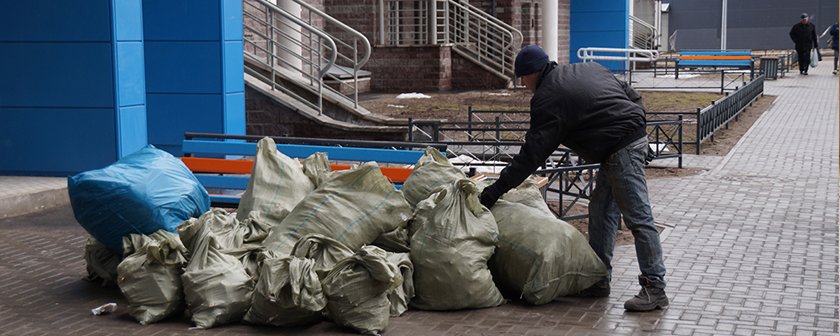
[577,47,659,63]
[441,0,522,79]
[630,15,657,50]
[289,0,371,69]
[630,15,656,31]
[379,0,522,80]
[243,0,372,114]
[250,0,337,77]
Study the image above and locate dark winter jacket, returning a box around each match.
[790,22,819,50]
[490,61,646,196]
[830,23,838,50]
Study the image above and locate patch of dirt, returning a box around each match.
[360,90,531,121]
[640,91,722,112]
[645,166,706,179]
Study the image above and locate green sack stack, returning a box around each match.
[179,214,254,329]
[244,234,354,326]
[262,162,412,255]
[236,137,314,221]
[410,179,505,310]
[116,230,188,325]
[489,179,608,305]
[323,245,401,335]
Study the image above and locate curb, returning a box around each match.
[0,187,70,220]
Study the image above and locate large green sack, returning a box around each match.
[199,208,273,279]
[244,234,354,327]
[116,230,188,325]
[179,216,254,329]
[401,148,465,207]
[410,179,505,310]
[84,237,121,286]
[236,137,314,221]
[372,226,410,253]
[489,180,608,305]
[243,253,325,327]
[302,152,332,187]
[385,252,414,316]
[323,246,401,335]
[263,162,412,255]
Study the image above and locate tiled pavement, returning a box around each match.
[0,67,837,335]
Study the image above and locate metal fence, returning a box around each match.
[645,74,764,154]
[406,106,685,220]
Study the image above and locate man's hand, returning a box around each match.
[479,185,503,209]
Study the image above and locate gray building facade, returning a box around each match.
[665,0,838,50]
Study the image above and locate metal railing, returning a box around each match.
[645,75,764,154]
[242,0,371,115]
[577,47,659,63]
[405,106,687,220]
[630,15,657,50]
[379,0,523,79]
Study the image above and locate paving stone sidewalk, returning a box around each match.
[0,67,836,335]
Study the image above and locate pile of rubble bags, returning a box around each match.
[72,138,607,334]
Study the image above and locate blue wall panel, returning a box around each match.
[222,41,245,92]
[146,94,224,155]
[0,108,117,175]
[143,0,244,154]
[116,42,147,107]
[222,0,244,40]
[117,105,148,157]
[224,92,246,135]
[113,0,144,41]
[0,0,147,175]
[144,42,222,94]
[143,0,220,41]
[570,0,629,71]
[0,43,115,108]
[0,1,111,42]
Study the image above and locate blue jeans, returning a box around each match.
[588,137,666,289]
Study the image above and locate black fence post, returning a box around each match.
[720,70,725,94]
[678,115,684,168]
[407,118,414,142]
[494,116,501,158]
[467,106,473,141]
[696,107,702,155]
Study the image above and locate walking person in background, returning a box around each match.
[789,13,819,75]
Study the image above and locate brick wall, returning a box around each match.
[365,45,452,92]
[451,52,510,90]
[557,0,570,64]
[245,85,405,141]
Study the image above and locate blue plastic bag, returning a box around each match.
[68,145,210,255]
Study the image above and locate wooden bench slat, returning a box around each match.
[679,51,751,56]
[183,140,425,164]
[183,157,253,174]
[196,174,250,189]
[678,60,752,67]
[679,55,752,61]
[209,195,243,205]
[183,157,415,183]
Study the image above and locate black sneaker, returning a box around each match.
[575,281,610,298]
[624,276,669,311]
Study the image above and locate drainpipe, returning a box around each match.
[720,0,728,50]
[542,0,558,61]
[277,0,303,76]
[491,0,497,17]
